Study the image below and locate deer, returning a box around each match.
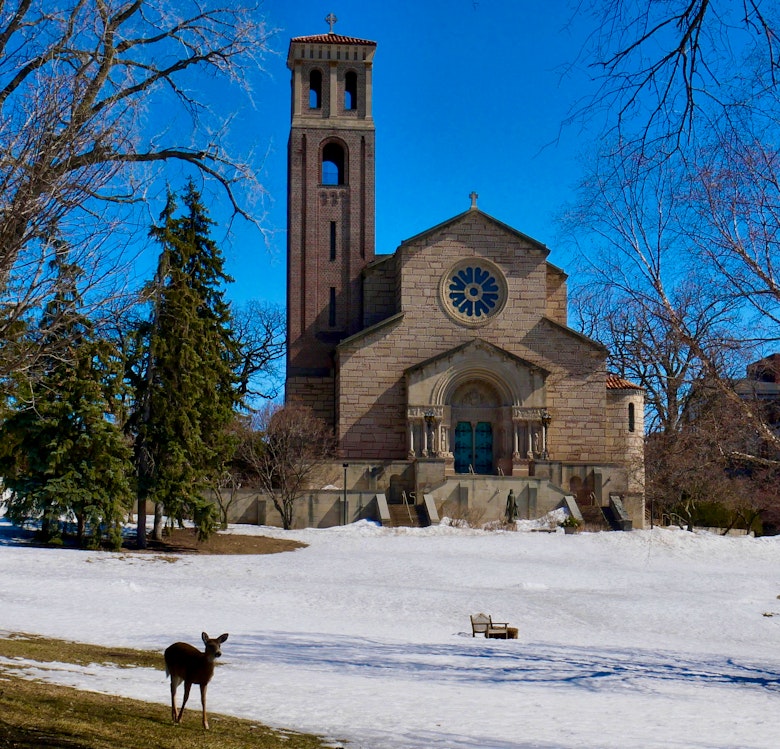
[164,631,229,730]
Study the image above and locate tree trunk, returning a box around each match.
[77,512,85,547]
[153,502,164,541]
[135,496,147,549]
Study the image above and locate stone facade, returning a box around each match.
[283,27,645,529]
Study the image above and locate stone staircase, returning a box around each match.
[579,505,612,532]
[386,502,429,528]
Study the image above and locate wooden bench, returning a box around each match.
[470,613,511,639]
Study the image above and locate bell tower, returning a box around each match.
[285,18,377,423]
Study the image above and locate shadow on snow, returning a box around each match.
[230,631,780,695]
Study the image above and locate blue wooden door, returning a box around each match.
[454,422,473,473]
[474,422,493,474]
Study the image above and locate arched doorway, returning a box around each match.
[450,381,501,474]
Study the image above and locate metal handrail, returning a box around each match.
[401,490,414,523]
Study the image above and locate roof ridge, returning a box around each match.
[290,33,376,46]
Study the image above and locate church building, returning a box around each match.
[284,22,645,529]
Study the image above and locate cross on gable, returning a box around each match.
[469,191,479,209]
[325,13,338,33]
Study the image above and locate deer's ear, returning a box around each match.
[218,633,229,643]
[202,632,209,644]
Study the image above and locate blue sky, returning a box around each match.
[213,0,598,308]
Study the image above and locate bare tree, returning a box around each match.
[232,300,286,406]
[578,0,780,151]
[239,403,335,530]
[647,385,779,532]
[566,149,744,432]
[0,1,273,379]
[566,1,780,529]
[688,134,780,342]
[574,289,704,434]
[211,469,241,530]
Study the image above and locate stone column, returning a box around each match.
[441,424,450,455]
[329,61,338,115]
[364,62,373,117]
[292,61,302,118]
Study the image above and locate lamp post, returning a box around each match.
[342,463,349,525]
[540,409,551,460]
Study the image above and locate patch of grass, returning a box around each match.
[0,634,335,749]
[0,632,161,670]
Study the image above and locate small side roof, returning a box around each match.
[606,374,644,390]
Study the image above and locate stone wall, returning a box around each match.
[545,263,568,326]
[209,453,644,530]
[362,254,397,327]
[285,374,335,426]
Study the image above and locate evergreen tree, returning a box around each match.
[131,181,239,546]
[0,254,133,549]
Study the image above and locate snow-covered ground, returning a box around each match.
[1,516,779,748]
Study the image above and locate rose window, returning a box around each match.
[441,261,507,324]
[448,266,500,318]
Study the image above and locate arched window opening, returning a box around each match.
[628,402,635,433]
[344,71,357,110]
[322,142,345,185]
[309,70,322,109]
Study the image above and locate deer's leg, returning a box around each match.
[169,675,182,724]
[177,681,192,724]
[200,683,209,730]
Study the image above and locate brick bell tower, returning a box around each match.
[285,17,377,424]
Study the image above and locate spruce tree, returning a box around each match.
[0,255,133,549]
[132,181,238,545]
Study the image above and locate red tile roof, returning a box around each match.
[291,33,376,46]
[606,374,643,390]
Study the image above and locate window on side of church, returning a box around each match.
[628,402,635,433]
[309,69,322,109]
[330,221,337,260]
[322,142,345,185]
[329,287,336,327]
[344,71,357,110]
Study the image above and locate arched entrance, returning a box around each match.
[450,381,501,474]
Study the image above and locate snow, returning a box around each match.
[1,516,780,748]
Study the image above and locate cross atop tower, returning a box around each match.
[325,13,338,33]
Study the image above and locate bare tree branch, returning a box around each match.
[577,0,780,153]
[0,0,274,296]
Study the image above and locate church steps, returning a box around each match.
[385,502,429,529]
[579,505,612,532]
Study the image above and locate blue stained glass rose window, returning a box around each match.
[448,265,500,318]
